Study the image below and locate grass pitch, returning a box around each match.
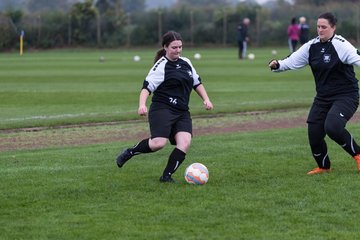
[1,125,360,239]
[1,48,360,239]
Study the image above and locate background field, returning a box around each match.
[1,48,360,239]
[0,47,316,129]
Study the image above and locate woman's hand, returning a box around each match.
[268,59,280,70]
[203,99,213,110]
[138,105,148,116]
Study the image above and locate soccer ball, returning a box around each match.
[271,50,277,56]
[184,163,209,185]
[99,56,105,62]
[133,55,141,62]
[248,53,255,60]
[194,53,201,60]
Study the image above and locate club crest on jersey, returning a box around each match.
[323,54,331,63]
[187,70,193,78]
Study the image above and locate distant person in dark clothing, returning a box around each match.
[299,16,310,44]
[237,18,250,59]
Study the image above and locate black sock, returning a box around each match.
[162,148,186,177]
[130,138,152,155]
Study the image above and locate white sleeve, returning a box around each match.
[333,35,360,67]
[273,40,312,72]
[144,58,167,92]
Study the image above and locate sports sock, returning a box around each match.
[130,138,152,155]
[162,148,186,177]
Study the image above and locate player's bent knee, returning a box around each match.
[324,115,345,141]
[149,137,167,151]
[176,139,191,153]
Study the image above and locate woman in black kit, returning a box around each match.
[269,12,360,174]
[116,30,213,182]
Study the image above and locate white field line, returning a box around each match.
[2,111,134,122]
[0,165,100,173]
[235,98,310,105]
[6,113,90,121]
[2,98,311,122]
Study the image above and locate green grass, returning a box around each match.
[2,48,360,239]
[1,125,360,239]
[0,47,317,129]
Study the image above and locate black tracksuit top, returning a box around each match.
[273,34,360,99]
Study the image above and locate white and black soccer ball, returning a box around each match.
[184,163,209,185]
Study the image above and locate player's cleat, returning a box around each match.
[353,154,360,172]
[116,148,133,168]
[159,175,175,183]
[307,167,331,175]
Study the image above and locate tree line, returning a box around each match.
[0,0,359,51]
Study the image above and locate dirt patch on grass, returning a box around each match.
[1,109,360,152]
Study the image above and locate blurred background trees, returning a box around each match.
[0,0,359,50]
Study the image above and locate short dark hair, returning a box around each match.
[318,12,337,27]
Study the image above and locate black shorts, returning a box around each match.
[148,107,192,145]
[307,95,359,125]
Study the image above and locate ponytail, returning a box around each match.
[154,48,166,63]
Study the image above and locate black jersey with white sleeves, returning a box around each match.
[142,56,202,111]
[273,34,360,98]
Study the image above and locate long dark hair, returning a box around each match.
[318,12,337,27]
[154,30,183,63]
[291,17,296,25]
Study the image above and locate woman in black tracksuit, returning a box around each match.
[269,12,360,174]
[116,31,213,182]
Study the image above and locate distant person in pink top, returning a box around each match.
[287,17,300,53]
